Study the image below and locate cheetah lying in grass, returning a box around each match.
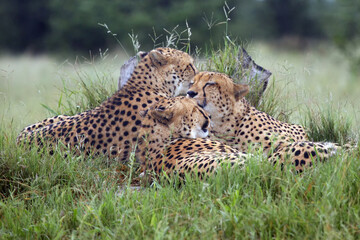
[136,97,249,176]
[17,48,198,162]
[187,72,340,172]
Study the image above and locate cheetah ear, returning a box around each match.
[137,51,148,59]
[234,83,249,101]
[150,107,175,125]
[149,50,168,67]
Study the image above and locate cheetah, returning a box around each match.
[19,115,70,133]
[136,97,249,176]
[187,71,339,172]
[17,47,198,162]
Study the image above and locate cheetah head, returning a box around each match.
[187,71,249,120]
[140,97,210,139]
[145,48,198,96]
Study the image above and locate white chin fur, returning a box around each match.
[190,129,209,138]
[203,103,217,117]
[174,82,188,96]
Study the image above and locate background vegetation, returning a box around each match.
[1,0,359,72]
[0,1,359,52]
[0,0,359,239]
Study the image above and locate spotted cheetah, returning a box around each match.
[136,97,249,176]
[19,115,70,133]
[17,47,198,162]
[187,72,339,172]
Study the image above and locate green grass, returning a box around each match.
[0,53,121,129]
[303,104,354,144]
[1,130,360,238]
[1,42,360,239]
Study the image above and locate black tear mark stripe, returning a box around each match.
[202,84,207,107]
[201,82,216,108]
[197,107,210,130]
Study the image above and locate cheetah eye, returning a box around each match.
[204,82,216,88]
[156,106,166,111]
[201,119,209,131]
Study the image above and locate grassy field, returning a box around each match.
[1,42,359,239]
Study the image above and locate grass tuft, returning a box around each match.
[43,54,117,116]
[202,40,240,77]
[303,103,354,144]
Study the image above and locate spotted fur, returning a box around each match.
[17,48,198,162]
[187,72,340,172]
[18,115,70,133]
[136,97,249,176]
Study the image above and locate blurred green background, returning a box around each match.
[0,0,359,55]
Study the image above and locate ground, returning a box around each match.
[0,42,359,239]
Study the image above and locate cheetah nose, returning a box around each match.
[187,91,198,98]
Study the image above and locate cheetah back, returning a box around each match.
[17,48,198,163]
